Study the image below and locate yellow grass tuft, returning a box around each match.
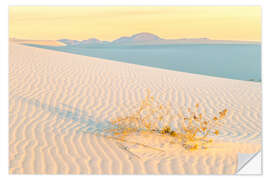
[110,90,228,151]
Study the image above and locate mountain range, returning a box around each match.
[58,32,259,46]
[11,32,260,47]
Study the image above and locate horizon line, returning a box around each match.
[9,32,261,43]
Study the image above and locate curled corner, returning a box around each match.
[236,151,262,175]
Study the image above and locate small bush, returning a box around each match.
[110,90,227,151]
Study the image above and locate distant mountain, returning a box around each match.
[111,33,259,45]
[58,38,110,46]
[58,39,81,45]
[13,33,260,47]
[112,32,161,44]
[58,32,162,46]
[81,38,101,44]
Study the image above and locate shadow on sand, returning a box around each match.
[13,95,114,135]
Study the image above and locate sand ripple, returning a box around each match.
[9,43,261,174]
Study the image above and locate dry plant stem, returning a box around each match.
[116,142,141,159]
[110,90,228,151]
[106,136,165,152]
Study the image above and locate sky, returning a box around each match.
[9,6,261,41]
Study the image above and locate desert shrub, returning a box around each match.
[110,90,227,151]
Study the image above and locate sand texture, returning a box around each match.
[9,43,261,174]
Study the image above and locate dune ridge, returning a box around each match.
[9,42,261,174]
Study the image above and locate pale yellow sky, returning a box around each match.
[9,6,261,41]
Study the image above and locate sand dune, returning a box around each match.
[9,42,261,174]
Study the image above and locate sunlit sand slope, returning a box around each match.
[9,43,261,174]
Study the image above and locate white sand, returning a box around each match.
[9,42,261,174]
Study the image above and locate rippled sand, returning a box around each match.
[9,43,261,174]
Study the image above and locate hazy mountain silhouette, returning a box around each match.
[56,32,259,46]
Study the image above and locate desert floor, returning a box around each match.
[9,43,261,174]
